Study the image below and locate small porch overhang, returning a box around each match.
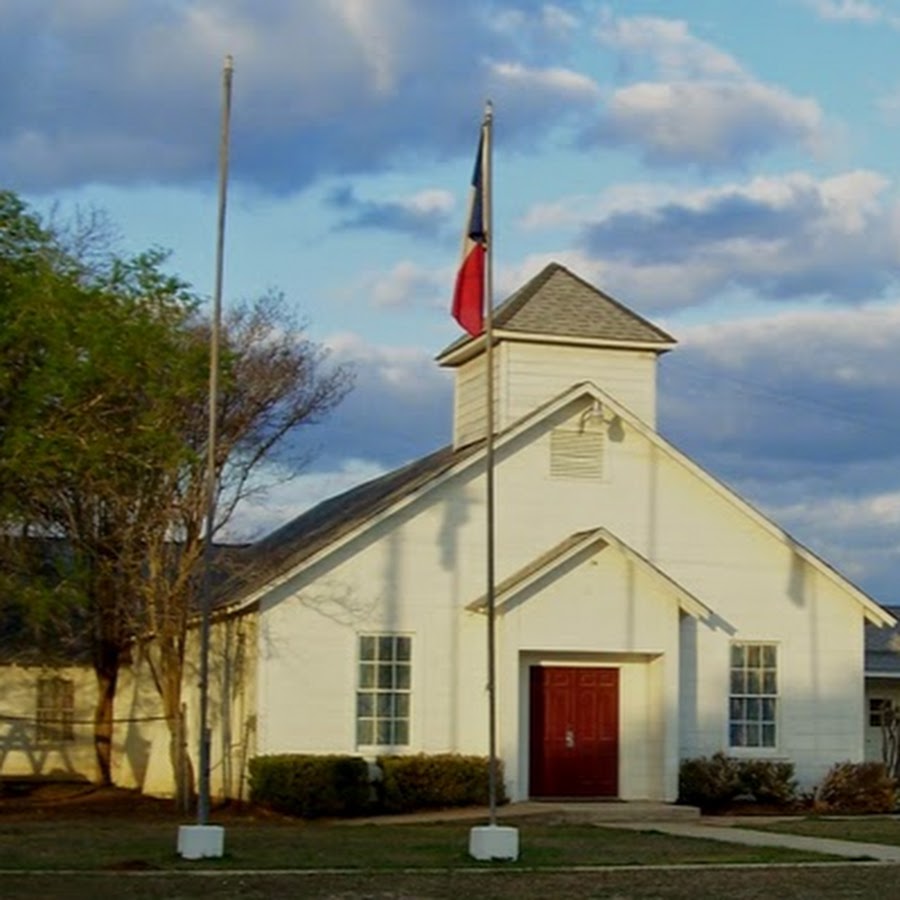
[466,526,713,622]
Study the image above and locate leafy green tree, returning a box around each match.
[0,192,352,796]
[1,204,205,781]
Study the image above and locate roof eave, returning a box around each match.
[437,329,676,367]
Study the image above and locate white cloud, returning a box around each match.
[577,169,900,309]
[680,300,900,379]
[596,13,744,79]
[326,331,450,397]
[488,61,602,102]
[357,261,449,311]
[542,4,579,37]
[773,491,900,532]
[588,11,826,168]
[333,0,409,95]
[0,0,594,193]
[803,0,888,24]
[597,80,822,166]
[402,189,455,215]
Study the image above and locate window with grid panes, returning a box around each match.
[356,635,411,746]
[729,643,777,748]
[870,697,893,727]
[36,676,75,742]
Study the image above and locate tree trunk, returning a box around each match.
[93,641,120,786]
[169,705,195,814]
[158,645,192,812]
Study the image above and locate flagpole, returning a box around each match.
[481,101,498,827]
[465,102,518,861]
[198,52,233,828]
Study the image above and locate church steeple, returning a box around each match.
[436,263,676,448]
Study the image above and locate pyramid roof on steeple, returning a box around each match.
[438,262,675,363]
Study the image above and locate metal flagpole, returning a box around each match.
[198,53,233,827]
[481,101,498,827]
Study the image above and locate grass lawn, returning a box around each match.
[0,818,841,871]
[747,815,900,846]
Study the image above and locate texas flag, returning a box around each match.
[451,132,486,336]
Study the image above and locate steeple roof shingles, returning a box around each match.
[493,263,675,345]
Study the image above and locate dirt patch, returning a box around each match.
[0,780,261,822]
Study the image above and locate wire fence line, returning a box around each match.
[0,712,172,725]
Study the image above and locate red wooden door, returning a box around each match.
[529,666,619,798]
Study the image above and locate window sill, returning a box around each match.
[727,746,786,759]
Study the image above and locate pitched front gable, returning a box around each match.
[232,378,893,629]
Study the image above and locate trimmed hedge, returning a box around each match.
[378,753,506,813]
[817,761,895,814]
[678,753,797,811]
[248,754,372,818]
[736,758,797,805]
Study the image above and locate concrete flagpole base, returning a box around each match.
[177,824,226,859]
[468,824,519,861]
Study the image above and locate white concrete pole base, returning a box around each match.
[468,824,519,861]
[177,824,226,859]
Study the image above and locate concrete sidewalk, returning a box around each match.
[347,800,900,863]
[615,820,900,863]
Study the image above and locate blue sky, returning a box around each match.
[6,0,900,602]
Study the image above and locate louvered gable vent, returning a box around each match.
[550,427,604,479]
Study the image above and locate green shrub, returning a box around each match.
[377,753,507,813]
[737,759,797,805]
[678,752,741,810]
[817,761,896,814]
[248,754,371,818]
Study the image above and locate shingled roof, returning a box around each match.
[439,262,675,361]
[496,263,675,343]
[220,442,481,608]
[867,606,900,674]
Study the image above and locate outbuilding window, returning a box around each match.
[36,676,75,743]
[729,643,777,748]
[870,697,893,727]
[356,634,411,747]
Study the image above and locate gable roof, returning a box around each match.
[437,262,676,364]
[219,443,479,608]
[466,527,712,621]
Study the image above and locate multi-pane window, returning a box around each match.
[356,635,411,747]
[870,698,893,727]
[729,643,777,748]
[36,676,75,742]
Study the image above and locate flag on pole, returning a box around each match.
[451,130,486,336]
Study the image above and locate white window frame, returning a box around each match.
[728,642,778,751]
[356,634,412,749]
[870,697,893,728]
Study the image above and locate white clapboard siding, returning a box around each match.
[454,340,658,447]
